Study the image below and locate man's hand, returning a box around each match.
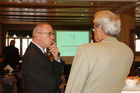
[48,42,59,61]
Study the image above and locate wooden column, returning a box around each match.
[119,11,135,76]
[0,24,7,54]
[119,14,135,46]
[0,23,2,53]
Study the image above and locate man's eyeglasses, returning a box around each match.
[37,32,55,36]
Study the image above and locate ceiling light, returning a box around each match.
[81,14,84,16]
[13,34,17,38]
[26,35,30,38]
[90,2,93,5]
[85,9,88,12]
[54,2,57,4]
[17,0,22,3]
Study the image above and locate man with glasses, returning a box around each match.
[23,23,63,93]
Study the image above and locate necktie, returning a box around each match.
[43,50,53,62]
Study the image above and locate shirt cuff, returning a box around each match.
[57,57,61,62]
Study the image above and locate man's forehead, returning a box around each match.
[43,25,54,33]
[48,30,54,34]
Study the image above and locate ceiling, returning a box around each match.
[0,0,139,29]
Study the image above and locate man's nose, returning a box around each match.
[50,35,55,39]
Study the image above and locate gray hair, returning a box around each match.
[93,10,121,36]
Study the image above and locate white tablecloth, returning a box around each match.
[122,85,140,93]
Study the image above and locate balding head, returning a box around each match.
[32,23,55,49]
[32,23,52,38]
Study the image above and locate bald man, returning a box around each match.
[23,23,63,93]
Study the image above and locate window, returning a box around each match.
[6,34,32,56]
[22,38,32,55]
[135,35,140,52]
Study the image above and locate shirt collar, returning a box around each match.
[32,41,44,53]
[102,36,118,42]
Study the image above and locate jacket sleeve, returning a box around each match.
[65,46,89,93]
[52,58,64,77]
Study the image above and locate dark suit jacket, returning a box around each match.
[2,45,20,69]
[23,42,63,93]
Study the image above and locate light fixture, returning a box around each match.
[6,32,8,38]
[54,2,57,4]
[85,9,88,12]
[18,1,21,3]
[90,2,93,5]
[27,35,30,38]
[13,34,17,38]
[81,14,84,16]
[19,60,22,63]
[17,0,22,3]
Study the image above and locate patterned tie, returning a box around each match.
[44,50,53,62]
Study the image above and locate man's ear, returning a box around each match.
[98,25,105,35]
[98,25,102,32]
[97,25,102,36]
[98,25,106,40]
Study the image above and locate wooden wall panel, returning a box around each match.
[120,14,135,46]
[0,23,1,53]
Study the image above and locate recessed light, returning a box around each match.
[90,2,93,5]
[54,2,57,4]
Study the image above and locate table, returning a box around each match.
[122,85,140,93]
[0,75,17,93]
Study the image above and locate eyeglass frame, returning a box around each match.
[37,32,55,36]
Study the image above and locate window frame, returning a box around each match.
[6,35,32,56]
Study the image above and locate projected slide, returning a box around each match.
[56,31,89,56]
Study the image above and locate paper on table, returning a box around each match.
[4,65,14,73]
